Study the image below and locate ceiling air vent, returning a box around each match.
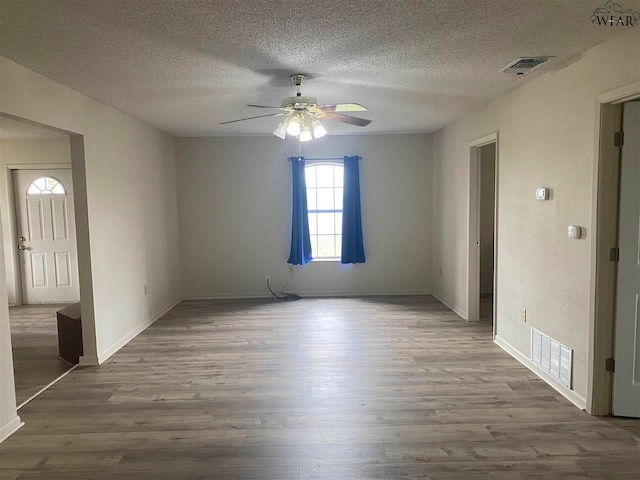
[501,57,553,77]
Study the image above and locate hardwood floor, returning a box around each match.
[479,293,493,325]
[1,296,638,479]
[9,305,73,406]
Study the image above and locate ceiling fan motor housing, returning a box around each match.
[281,96,318,110]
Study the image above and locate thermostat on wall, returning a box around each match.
[536,187,548,200]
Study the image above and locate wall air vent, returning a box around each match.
[501,57,553,77]
[531,327,572,388]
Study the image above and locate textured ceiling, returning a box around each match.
[1,0,638,136]
[0,116,69,140]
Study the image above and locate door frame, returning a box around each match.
[7,164,73,306]
[467,132,499,335]
[0,112,98,367]
[588,81,640,415]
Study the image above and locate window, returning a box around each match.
[26,176,66,195]
[305,163,343,259]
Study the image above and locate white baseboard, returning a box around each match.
[184,290,431,301]
[431,292,467,320]
[97,298,182,364]
[0,416,23,443]
[293,290,431,299]
[494,335,587,411]
[184,293,271,301]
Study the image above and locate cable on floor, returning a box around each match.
[266,271,302,301]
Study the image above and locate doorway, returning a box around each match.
[467,133,498,331]
[589,81,640,416]
[0,117,80,407]
[478,143,496,327]
[611,99,640,417]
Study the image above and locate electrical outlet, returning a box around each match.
[265,276,270,285]
[144,285,148,295]
[521,308,527,322]
[288,265,294,274]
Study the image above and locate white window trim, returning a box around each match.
[305,158,344,166]
[306,161,344,261]
[312,257,341,263]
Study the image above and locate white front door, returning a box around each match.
[612,101,640,417]
[14,169,80,304]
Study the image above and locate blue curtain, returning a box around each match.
[341,156,366,264]
[287,157,313,265]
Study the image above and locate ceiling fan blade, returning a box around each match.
[323,112,371,127]
[246,104,283,109]
[318,103,367,112]
[220,112,286,125]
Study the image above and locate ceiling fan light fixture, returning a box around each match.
[286,116,301,136]
[273,121,287,139]
[299,123,313,142]
[312,119,327,139]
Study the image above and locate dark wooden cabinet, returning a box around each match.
[56,303,83,365]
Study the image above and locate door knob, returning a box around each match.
[18,245,27,251]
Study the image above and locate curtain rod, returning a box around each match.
[288,156,362,161]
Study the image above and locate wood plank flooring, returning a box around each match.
[479,294,493,325]
[1,296,638,479]
[9,305,73,405]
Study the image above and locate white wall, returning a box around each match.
[431,28,640,404]
[0,57,182,438]
[0,219,20,441]
[479,143,495,294]
[176,134,433,298]
[0,138,72,304]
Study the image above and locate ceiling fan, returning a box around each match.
[220,74,371,141]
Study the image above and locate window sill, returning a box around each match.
[311,257,341,263]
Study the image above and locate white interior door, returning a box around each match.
[612,101,640,417]
[14,169,80,304]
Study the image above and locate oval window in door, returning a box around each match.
[26,176,66,195]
